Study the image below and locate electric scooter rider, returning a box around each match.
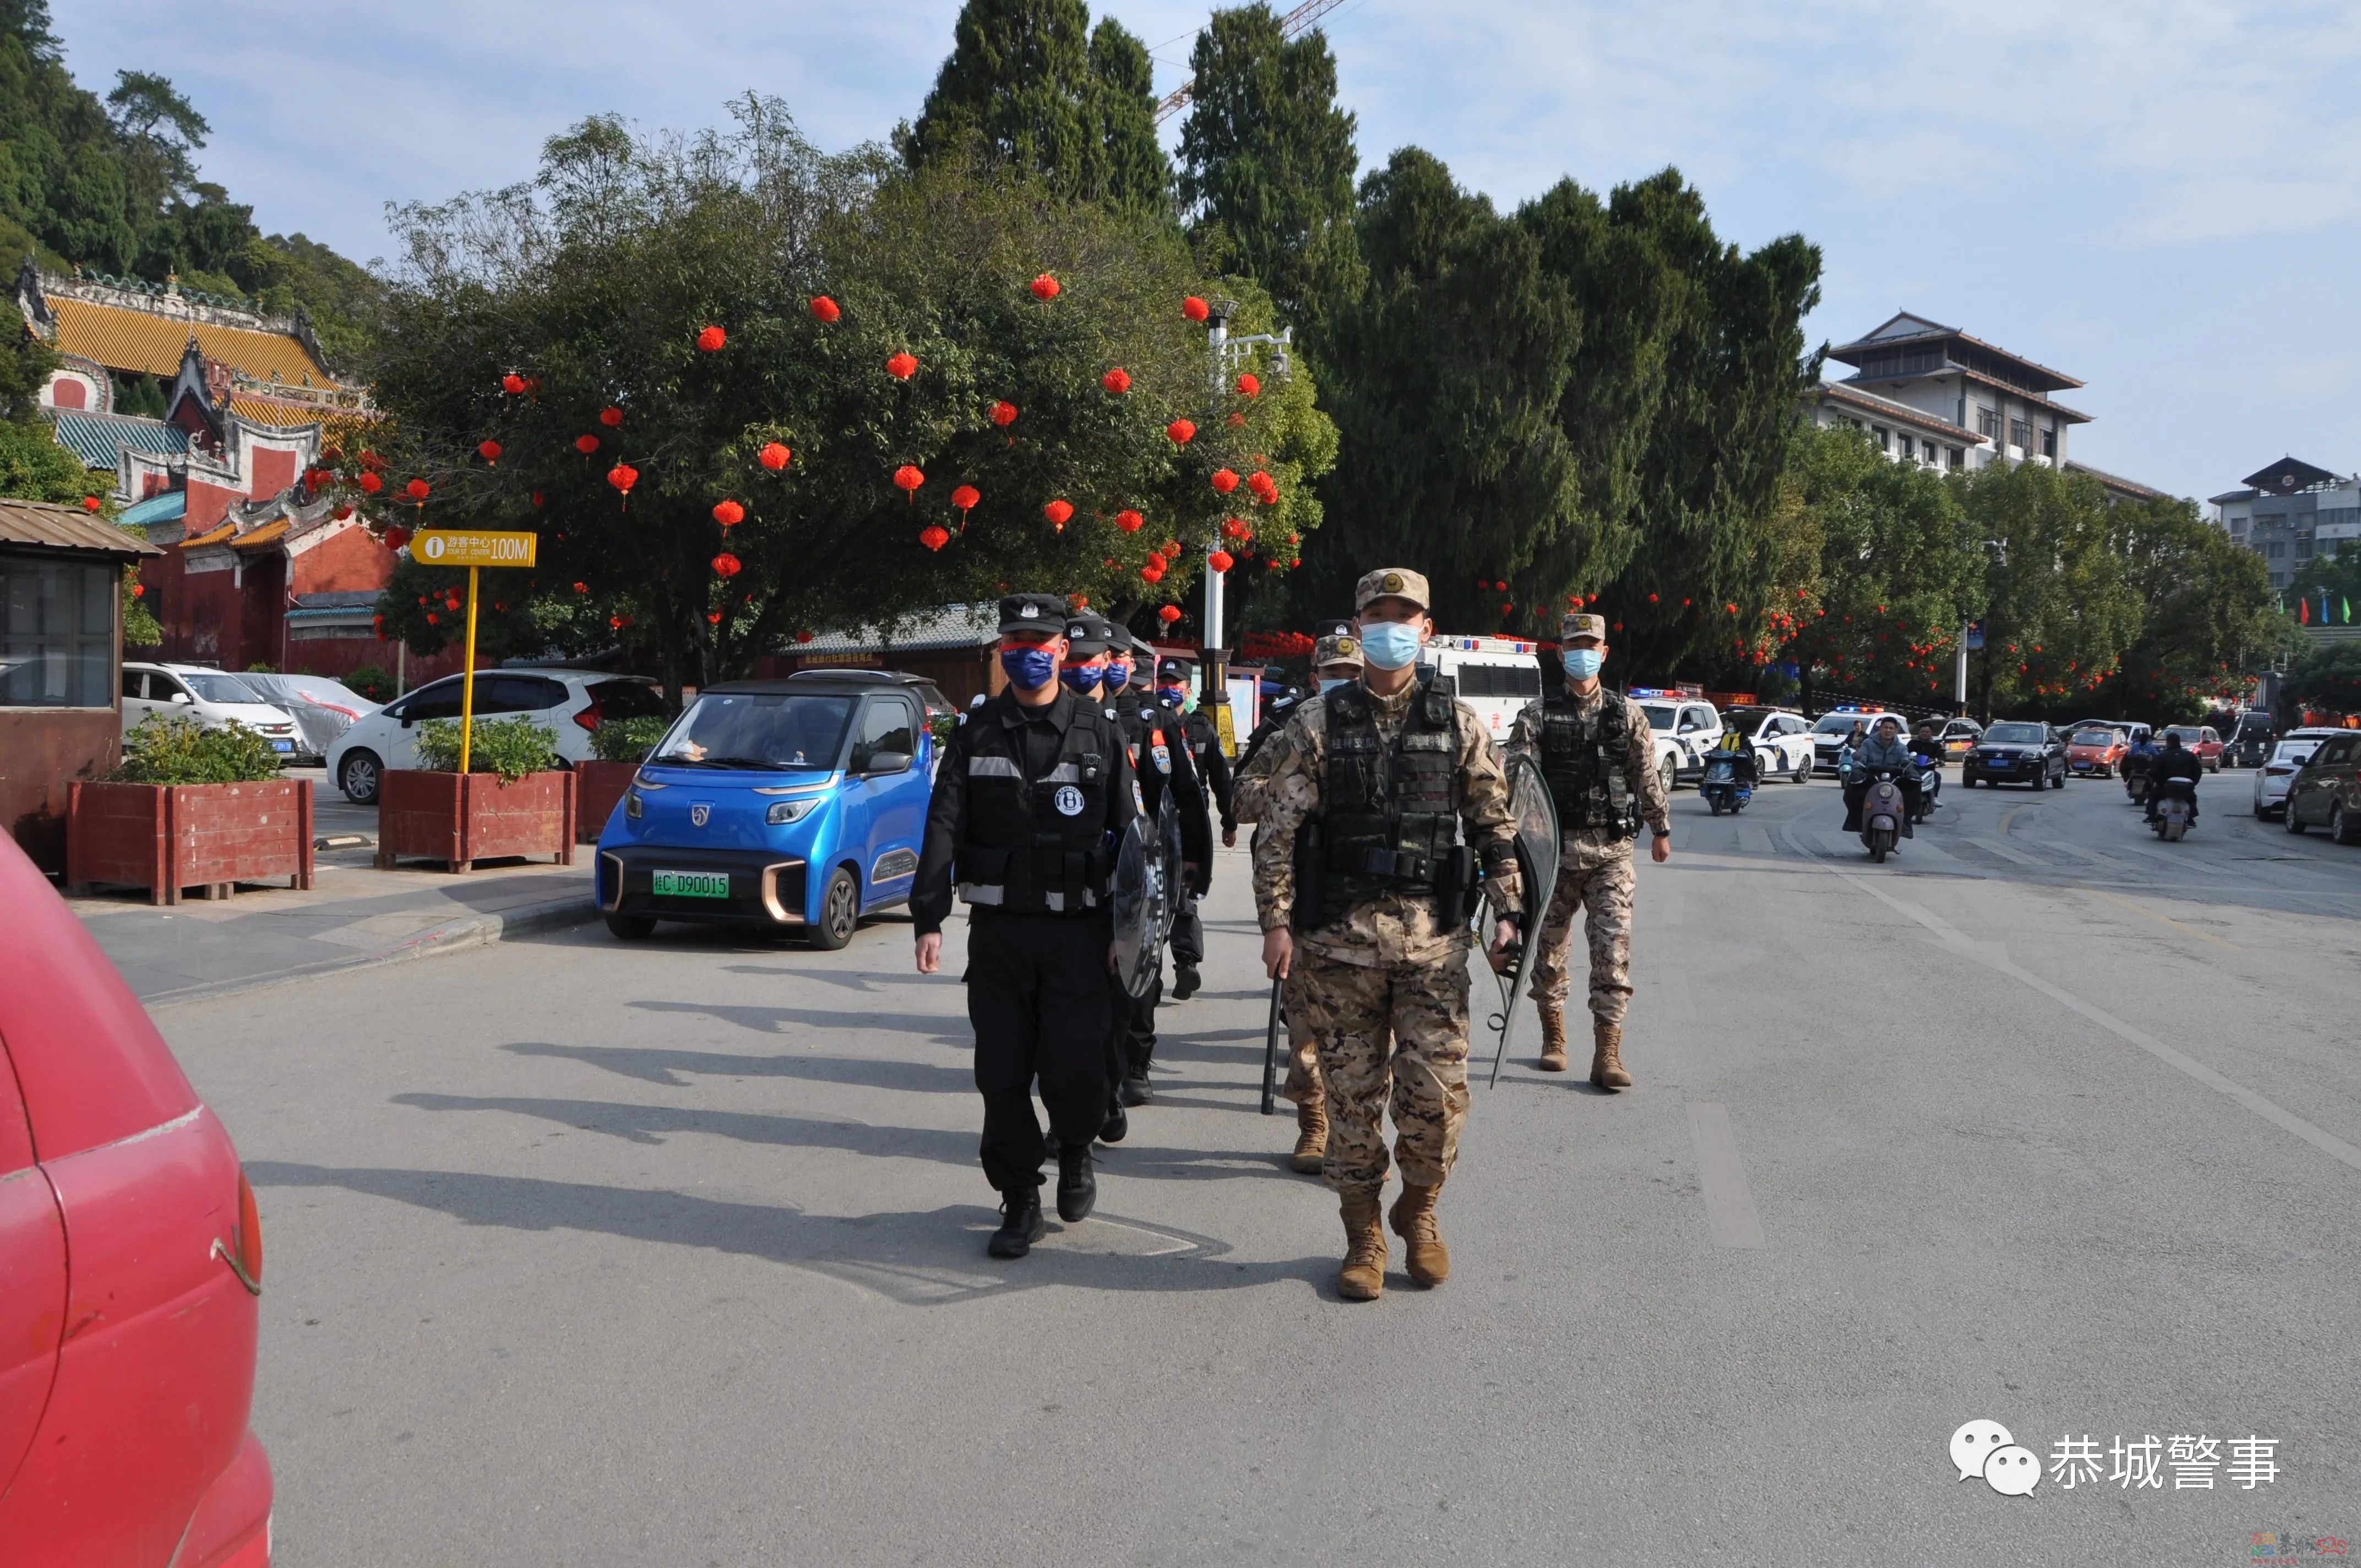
[1908,720,1944,817]
[1842,716,1920,835]
[2145,731,2204,823]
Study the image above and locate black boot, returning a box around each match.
[1056,1142,1097,1222]
[1098,1099,1128,1144]
[988,1188,1045,1259]
[1120,1074,1152,1107]
[1171,963,1201,1001]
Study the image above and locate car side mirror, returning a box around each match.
[864,750,912,776]
[168,690,191,704]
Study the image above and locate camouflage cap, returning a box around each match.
[1312,631,1365,668]
[1353,567,1430,612]
[1561,612,1608,643]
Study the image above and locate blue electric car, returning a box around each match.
[594,670,956,947]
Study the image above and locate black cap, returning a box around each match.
[1104,623,1136,655]
[1157,658,1188,680]
[998,592,1068,634]
[1063,614,1112,656]
[1313,617,1353,639]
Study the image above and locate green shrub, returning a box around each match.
[344,663,396,703]
[111,714,284,784]
[414,715,559,783]
[589,714,670,763]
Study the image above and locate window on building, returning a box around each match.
[1946,446,1966,470]
[2041,426,2057,459]
[2271,571,2288,588]
[1870,426,1889,451]
[1976,406,1999,438]
[1921,439,1936,463]
[1,556,116,708]
[2266,541,2286,559]
[2229,515,2247,535]
[2009,418,2032,451]
[2297,535,2314,559]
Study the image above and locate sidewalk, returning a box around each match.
[73,848,596,1006]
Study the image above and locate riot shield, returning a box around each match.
[1487,752,1562,1087]
[1109,804,1182,1000]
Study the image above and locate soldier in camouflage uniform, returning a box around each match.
[1252,571,1523,1301]
[1505,612,1672,1089]
[1233,631,1368,1175]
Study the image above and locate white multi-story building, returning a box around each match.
[1799,312,2163,503]
[2210,458,2361,592]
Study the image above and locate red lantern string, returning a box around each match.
[573,581,587,594]
[886,352,918,380]
[708,612,723,625]
[1209,551,1234,573]
[1030,274,1060,300]
[1183,296,1210,323]
[809,296,840,323]
[600,406,623,427]
[575,434,600,455]
[1160,538,1180,557]
[477,440,502,466]
[919,525,950,552]
[992,401,1019,427]
[1141,564,1165,584]
[501,373,526,395]
[712,500,744,527]
[1158,605,1182,624]
[950,484,980,517]
[758,442,791,471]
[1101,367,1131,395]
[607,464,638,510]
[383,526,409,549]
[1043,499,1074,532]
[1211,469,1239,494]
[894,465,925,502]
[79,496,100,513]
[697,325,726,352]
[711,553,742,578]
[1166,418,1195,445]
[357,471,383,494]
[1236,373,1261,397]
[1115,509,1144,533]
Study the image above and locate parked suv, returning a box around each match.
[327,668,668,803]
[119,662,301,757]
[1633,692,1722,786]
[2284,731,2361,843]
[1964,720,2068,789]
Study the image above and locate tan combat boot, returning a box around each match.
[1290,1099,1328,1174]
[1388,1182,1449,1287]
[1591,1022,1632,1091]
[1537,1004,1569,1072]
[1337,1192,1387,1302]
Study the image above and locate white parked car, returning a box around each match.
[1632,691,1722,787]
[1416,634,1546,744]
[2251,729,2345,820]
[1809,707,1911,775]
[119,663,301,757]
[1721,706,1816,782]
[327,668,670,804]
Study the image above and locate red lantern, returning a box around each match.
[1183,296,1210,323]
[758,442,791,471]
[600,406,623,428]
[711,553,742,578]
[357,471,383,494]
[1211,469,1240,494]
[1043,499,1074,532]
[575,434,600,455]
[1209,550,1234,573]
[383,526,410,550]
[1141,564,1165,584]
[607,464,638,494]
[712,499,744,527]
[1029,274,1060,300]
[1115,509,1144,533]
[1158,605,1182,624]
[894,465,925,500]
[951,484,981,513]
[795,630,813,644]
[697,325,726,352]
[1166,418,1195,445]
[1161,538,1181,557]
[1101,367,1131,395]
[708,612,723,625]
[574,581,587,594]
[886,352,918,380]
[501,373,526,395]
[809,296,840,323]
[919,525,950,552]
[992,401,1019,427]
[476,440,502,466]
[133,584,145,598]
[425,612,439,625]
[79,495,100,513]
[1236,373,1260,397]
[333,505,352,520]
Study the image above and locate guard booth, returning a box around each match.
[0,498,162,873]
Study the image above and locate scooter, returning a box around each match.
[2123,752,2155,809]
[1859,768,1907,863]
[1908,753,1943,822]
[2151,776,2197,841]
[1702,751,1755,815]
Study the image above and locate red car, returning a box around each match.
[2066,726,2130,777]
[2162,725,2225,773]
[0,833,271,1566]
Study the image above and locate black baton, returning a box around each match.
[1260,974,1283,1115]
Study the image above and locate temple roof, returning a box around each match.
[46,409,189,470]
[1828,312,2084,394]
[48,295,333,385]
[2242,456,2342,495]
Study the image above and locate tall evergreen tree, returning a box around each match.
[900,0,1171,218]
[1175,3,1360,324]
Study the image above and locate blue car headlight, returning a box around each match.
[625,790,643,819]
[766,797,819,825]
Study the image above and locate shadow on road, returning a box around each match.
[626,998,969,1046]
[503,1040,972,1095]
[247,1161,1328,1305]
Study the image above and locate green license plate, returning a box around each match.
[652,870,731,899]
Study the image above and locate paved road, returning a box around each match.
[151,766,2360,1565]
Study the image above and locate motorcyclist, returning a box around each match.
[2124,726,2161,804]
[2146,731,2204,822]
[1836,720,1867,781]
[1908,720,1945,816]
[1712,727,1759,788]
[1842,716,1919,835]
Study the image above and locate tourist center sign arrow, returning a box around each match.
[415,529,537,568]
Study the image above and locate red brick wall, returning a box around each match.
[249,446,296,500]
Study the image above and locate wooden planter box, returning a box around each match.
[67,778,315,907]
[376,769,577,873]
[574,760,640,843]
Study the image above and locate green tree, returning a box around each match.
[2287,540,2361,628]
[1,312,57,420]
[1176,3,1361,324]
[899,0,1172,217]
[1960,461,2142,717]
[2098,496,2292,721]
[2283,640,2361,719]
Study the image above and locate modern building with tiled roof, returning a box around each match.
[2207,456,2359,595]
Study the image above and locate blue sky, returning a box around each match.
[50,0,2360,505]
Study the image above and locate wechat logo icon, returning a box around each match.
[1950,1419,2039,1496]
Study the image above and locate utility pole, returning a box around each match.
[1197,298,1293,756]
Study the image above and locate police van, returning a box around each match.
[1418,635,1544,743]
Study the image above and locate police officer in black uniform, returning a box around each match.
[1155,657,1231,1000]
[1106,628,1211,1107]
[915,593,1137,1259]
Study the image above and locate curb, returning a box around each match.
[140,895,599,1009]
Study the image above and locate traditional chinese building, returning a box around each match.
[2210,456,2361,597]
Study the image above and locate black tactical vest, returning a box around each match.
[1314,678,1462,922]
[1539,687,1640,837]
[953,696,1119,914]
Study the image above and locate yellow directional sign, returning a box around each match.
[414,529,537,568]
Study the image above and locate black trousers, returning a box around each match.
[1110,966,1161,1090]
[968,912,1114,1193]
[1170,887,1204,968]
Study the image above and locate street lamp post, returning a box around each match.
[1196,300,1293,756]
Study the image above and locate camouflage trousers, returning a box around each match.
[1277,970,1326,1108]
[1528,850,1636,1026]
[1296,950,1470,1195]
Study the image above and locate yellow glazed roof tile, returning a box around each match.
[51,297,333,384]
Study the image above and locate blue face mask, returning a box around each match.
[1000,646,1057,690]
[1562,647,1605,680]
[1318,677,1352,694]
[1357,620,1422,671]
[1061,663,1107,694]
[1159,685,1188,707]
[1103,661,1129,691]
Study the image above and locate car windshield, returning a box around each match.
[1985,723,2046,744]
[2164,727,2205,743]
[180,672,264,704]
[1724,711,1773,737]
[1639,703,1679,732]
[651,693,854,770]
[2071,729,2120,745]
[2272,741,2320,764]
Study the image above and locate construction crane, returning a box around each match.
[1152,0,1351,123]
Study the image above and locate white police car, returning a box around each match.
[1631,690,1721,789]
[1809,706,1909,775]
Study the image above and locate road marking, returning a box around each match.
[1777,821,2361,1177]
[1687,1103,1767,1249]
[2083,888,2240,950]
[1968,835,2046,867]
[1999,804,2034,834]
